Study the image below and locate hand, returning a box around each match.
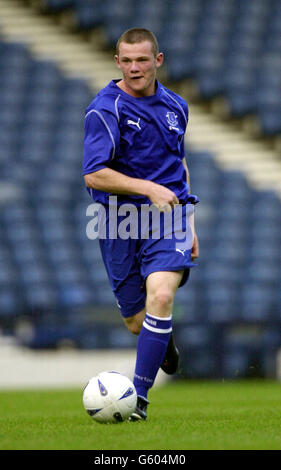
[146,182,179,212]
[191,232,199,261]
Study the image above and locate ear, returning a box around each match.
[156,52,164,69]
[114,55,121,69]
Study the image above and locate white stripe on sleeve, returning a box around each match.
[85,108,116,160]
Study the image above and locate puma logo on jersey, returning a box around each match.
[127,118,141,130]
[176,248,186,256]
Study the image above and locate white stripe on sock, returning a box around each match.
[143,321,172,334]
[146,312,172,321]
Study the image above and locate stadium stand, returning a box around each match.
[0,0,280,379]
[42,0,281,138]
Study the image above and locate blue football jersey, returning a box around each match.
[83,79,190,205]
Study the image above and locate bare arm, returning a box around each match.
[182,157,191,194]
[84,168,179,211]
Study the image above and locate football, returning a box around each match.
[83,371,137,423]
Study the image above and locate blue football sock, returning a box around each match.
[133,312,172,399]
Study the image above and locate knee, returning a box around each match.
[148,288,174,313]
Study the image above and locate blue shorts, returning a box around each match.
[98,202,197,318]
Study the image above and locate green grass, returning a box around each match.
[0,380,280,450]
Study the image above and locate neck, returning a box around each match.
[116,79,157,98]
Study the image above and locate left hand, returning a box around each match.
[191,232,199,261]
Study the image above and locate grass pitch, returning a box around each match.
[0,380,280,450]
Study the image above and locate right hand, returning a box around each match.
[146,182,179,212]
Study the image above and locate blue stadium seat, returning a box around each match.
[58,282,95,307]
[5,222,39,245]
[211,241,247,266]
[40,219,74,243]
[107,327,137,348]
[12,242,46,265]
[52,0,281,138]
[95,286,117,306]
[259,109,281,135]
[74,0,105,30]
[18,262,53,285]
[214,220,249,243]
[27,60,62,88]
[0,288,22,317]
[0,262,19,287]
[0,42,31,72]
[0,19,280,365]
[247,240,280,263]
[222,350,260,378]
[47,243,80,265]
[203,263,242,284]
[204,281,240,323]
[250,224,281,246]
[88,261,110,285]
[222,322,267,377]
[175,324,217,377]
[174,283,203,322]
[241,283,278,321]
[244,263,280,284]
[53,262,88,284]
[24,284,59,309]
[36,183,73,204]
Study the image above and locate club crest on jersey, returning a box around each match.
[166,112,179,131]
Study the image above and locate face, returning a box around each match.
[114,40,163,97]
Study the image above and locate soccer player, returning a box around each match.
[83,28,199,421]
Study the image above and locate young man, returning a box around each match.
[83,28,199,421]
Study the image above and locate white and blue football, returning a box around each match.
[83,371,137,423]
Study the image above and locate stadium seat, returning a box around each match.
[12,242,46,266]
[222,323,267,378]
[0,13,280,369]
[245,262,280,284]
[59,282,96,308]
[107,327,137,348]
[0,289,22,318]
[214,241,248,267]
[74,0,104,30]
[222,350,262,378]
[55,0,281,136]
[0,262,19,287]
[174,282,204,322]
[241,283,278,321]
[175,324,218,378]
[204,282,241,323]
[24,284,59,310]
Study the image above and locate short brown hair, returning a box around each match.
[116,28,159,57]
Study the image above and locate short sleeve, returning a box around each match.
[83,108,120,175]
